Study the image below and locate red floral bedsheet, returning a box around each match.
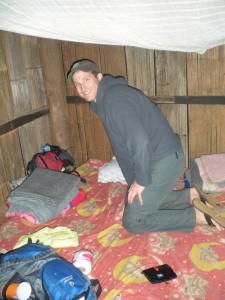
[0,159,225,299]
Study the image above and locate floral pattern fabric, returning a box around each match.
[0,159,225,300]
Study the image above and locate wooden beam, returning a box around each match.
[67,96,225,105]
[175,96,225,104]
[67,96,85,104]
[0,106,49,136]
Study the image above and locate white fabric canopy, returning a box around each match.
[0,0,225,53]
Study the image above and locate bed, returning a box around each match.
[0,158,225,300]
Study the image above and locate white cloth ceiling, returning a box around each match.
[0,0,225,53]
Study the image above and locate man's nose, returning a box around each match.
[81,83,87,91]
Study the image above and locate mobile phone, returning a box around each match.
[141,264,177,284]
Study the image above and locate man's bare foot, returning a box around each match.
[190,187,199,204]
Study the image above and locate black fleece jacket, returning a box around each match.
[91,75,182,186]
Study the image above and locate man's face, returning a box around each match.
[72,70,102,102]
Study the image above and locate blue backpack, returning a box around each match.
[0,241,102,300]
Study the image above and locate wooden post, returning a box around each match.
[38,38,72,152]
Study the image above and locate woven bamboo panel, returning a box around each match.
[0,32,53,204]
[187,46,225,96]
[0,32,6,72]
[0,183,9,218]
[38,38,71,150]
[125,46,155,96]
[67,102,85,165]
[21,35,40,68]
[155,50,187,96]
[0,32,14,124]
[0,131,25,181]
[1,31,26,81]
[188,104,225,159]
[26,68,46,109]
[19,116,52,166]
[98,44,127,78]
[187,46,225,158]
[0,144,6,185]
[155,50,188,162]
[1,32,47,117]
[0,71,14,123]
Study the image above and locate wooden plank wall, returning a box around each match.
[0,32,72,217]
[187,47,225,158]
[0,29,225,217]
[0,31,50,217]
[62,42,225,165]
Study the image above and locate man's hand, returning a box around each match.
[128,181,145,205]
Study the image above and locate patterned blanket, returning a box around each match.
[0,159,225,299]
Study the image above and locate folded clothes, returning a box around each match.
[14,226,79,249]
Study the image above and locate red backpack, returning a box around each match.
[26,145,76,176]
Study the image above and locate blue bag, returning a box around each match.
[42,258,101,300]
[0,242,101,300]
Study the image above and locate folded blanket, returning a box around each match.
[198,153,225,183]
[6,168,80,223]
[194,153,225,193]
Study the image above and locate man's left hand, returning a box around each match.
[128,181,145,205]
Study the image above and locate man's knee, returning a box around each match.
[122,214,149,234]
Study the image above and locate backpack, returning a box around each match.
[26,144,76,176]
[0,241,102,300]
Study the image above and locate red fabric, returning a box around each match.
[36,152,64,172]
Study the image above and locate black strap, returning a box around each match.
[38,154,49,169]
[90,279,102,298]
[72,170,87,184]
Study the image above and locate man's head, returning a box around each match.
[67,59,100,83]
[68,59,102,102]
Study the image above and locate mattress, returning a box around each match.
[0,159,225,299]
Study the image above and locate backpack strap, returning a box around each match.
[37,154,49,169]
[90,279,102,299]
[26,153,41,176]
[71,170,87,184]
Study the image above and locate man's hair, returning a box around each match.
[67,59,99,83]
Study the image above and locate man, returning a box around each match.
[67,59,224,233]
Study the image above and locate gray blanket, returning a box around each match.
[7,168,80,223]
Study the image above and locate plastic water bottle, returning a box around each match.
[40,144,61,152]
[73,249,93,275]
[40,144,51,152]
[0,282,32,300]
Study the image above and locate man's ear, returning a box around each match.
[97,73,103,81]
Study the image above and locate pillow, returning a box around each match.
[98,157,127,184]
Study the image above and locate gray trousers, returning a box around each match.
[122,149,196,233]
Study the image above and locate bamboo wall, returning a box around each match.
[0,30,225,218]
